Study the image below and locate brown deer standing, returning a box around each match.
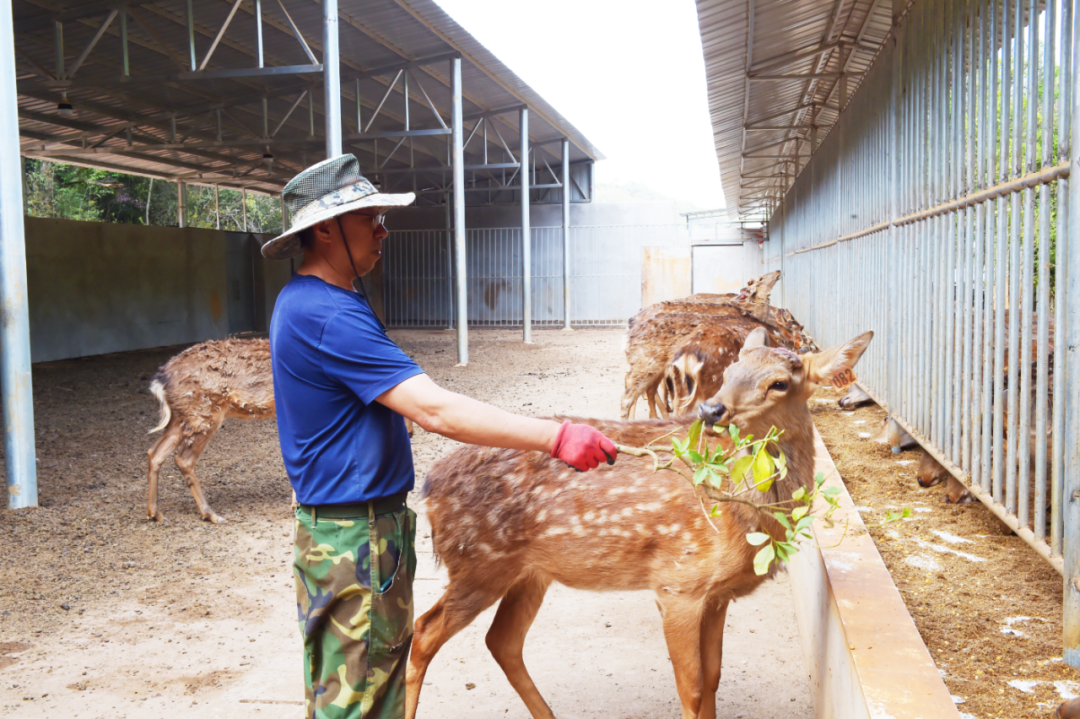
[406,327,874,719]
[146,338,276,524]
[622,313,796,419]
[629,270,781,330]
[146,338,416,523]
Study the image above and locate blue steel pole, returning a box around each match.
[0,0,37,509]
[521,107,531,343]
[561,138,570,330]
[322,0,341,157]
[451,58,468,365]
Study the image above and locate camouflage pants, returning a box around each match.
[294,502,416,719]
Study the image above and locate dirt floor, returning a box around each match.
[811,387,1079,719]
[0,328,812,719]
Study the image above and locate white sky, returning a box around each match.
[431,0,727,211]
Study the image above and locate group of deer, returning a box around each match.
[141,276,875,718]
[620,270,818,420]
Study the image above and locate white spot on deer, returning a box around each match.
[583,511,597,522]
[541,526,570,537]
[635,502,663,513]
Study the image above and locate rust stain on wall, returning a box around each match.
[641,246,692,307]
[209,289,224,324]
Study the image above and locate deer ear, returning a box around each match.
[739,326,770,355]
[804,331,874,385]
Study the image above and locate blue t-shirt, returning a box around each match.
[269,274,423,505]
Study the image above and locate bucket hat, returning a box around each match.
[260,154,415,260]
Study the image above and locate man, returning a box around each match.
[262,155,617,719]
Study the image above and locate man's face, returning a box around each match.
[338,210,389,276]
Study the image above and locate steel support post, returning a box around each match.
[322,0,341,157]
[0,0,37,509]
[451,58,468,364]
[520,107,531,342]
[177,181,186,228]
[561,138,570,330]
[1063,4,1080,667]
[214,185,220,230]
[241,188,248,231]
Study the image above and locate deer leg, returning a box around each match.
[147,421,183,522]
[174,429,225,524]
[697,598,730,719]
[406,583,503,719]
[657,595,705,719]
[485,575,555,719]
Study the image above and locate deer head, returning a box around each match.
[698,327,874,445]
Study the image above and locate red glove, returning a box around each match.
[551,421,618,471]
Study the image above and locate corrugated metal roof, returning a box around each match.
[13,0,603,196]
[695,0,893,219]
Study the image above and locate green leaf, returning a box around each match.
[693,467,708,486]
[707,469,723,488]
[792,487,807,502]
[728,424,740,441]
[746,532,771,546]
[774,542,790,563]
[710,504,723,516]
[795,516,815,532]
[823,486,842,497]
[775,449,788,479]
[791,505,809,521]
[753,544,776,576]
[731,455,754,485]
[902,507,913,518]
[752,450,775,492]
[687,418,703,454]
[688,450,703,464]
[672,438,683,455]
[815,472,826,487]
[772,511,792,530]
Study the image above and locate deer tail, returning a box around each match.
[148,377,171,434]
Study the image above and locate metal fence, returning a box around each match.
[383,224,687,328]
[764,0,1080,663]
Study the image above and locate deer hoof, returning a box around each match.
[148,511,166,522]
[204,511,227,524]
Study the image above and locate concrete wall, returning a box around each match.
[24,217,285,363]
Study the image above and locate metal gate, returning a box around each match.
[763,0,1080,663]
[382,224,687,328]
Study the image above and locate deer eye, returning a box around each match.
[769,381,788,392]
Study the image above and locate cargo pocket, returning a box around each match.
[370,507,416,658]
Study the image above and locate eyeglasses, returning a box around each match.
[349,210,386,230]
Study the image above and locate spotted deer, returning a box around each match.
[629,270,781,330]
[407,328,874,719]
[146,338,414,523]
[623,312,797,420]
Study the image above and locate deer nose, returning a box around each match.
[698,401,726,425]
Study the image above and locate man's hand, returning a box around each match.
[551,421,618,471]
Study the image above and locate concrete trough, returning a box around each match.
[788,428,961,718]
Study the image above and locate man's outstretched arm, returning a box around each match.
[377,373,616,470]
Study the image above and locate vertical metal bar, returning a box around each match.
[241,187,247,232]
[562,138,571,330]
[323,0,341,157]
[177,181,186,228]
[214,184,220,230]
[1054,0,1074,560]
[186,0,196,72]
[993,0,1011,504]
[520,107,531,343]
[54,21,63,79]
[355,77,361,132]
[1,0,37,509]
[1035,0,1053,537]
[120,10,129,77]
[1006,0,1023,513]
[451,58,467,363]
[1063,0,1080,668]
[255,0,264,68]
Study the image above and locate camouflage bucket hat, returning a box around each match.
[260,154,415,260]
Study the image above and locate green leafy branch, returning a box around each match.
[616,418,847,576]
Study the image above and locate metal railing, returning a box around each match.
[765,0,1080,663]
[383,224,687,328]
